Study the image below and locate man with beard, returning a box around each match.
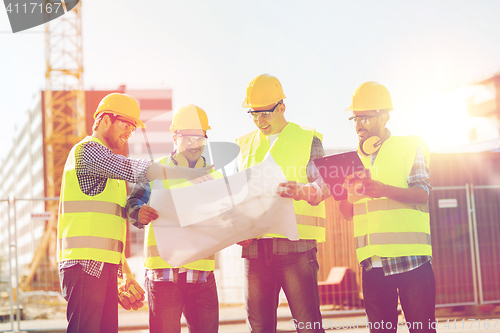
[57,94,211,333]
[126,104,222,333]
[340,82,436,333]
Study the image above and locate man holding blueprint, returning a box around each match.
[126,105,222,333]
[236,74,330,333]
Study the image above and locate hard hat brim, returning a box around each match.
[94,110,146,128]
[242,97,286,109]
[170,125,211,133]
[343,107,393,112]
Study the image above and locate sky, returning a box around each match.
[1,0,500,161]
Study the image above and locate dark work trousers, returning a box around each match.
[59,263,119,333]
[146,271,219,333]
[245,245,325,333]
[362,261,437,333]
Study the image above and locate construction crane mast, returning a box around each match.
[21,0,85,290]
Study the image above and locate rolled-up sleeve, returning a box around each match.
[125,181,152,229]
[407,146,432,195]
[306,136,329,204]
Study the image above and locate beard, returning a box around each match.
[103,125,126,150]
[359,127,383,145]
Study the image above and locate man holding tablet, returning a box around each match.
[339,81,436,333]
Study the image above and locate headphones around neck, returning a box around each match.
[172,152,205,169]
[358,129,391,157]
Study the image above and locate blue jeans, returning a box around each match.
[59,263,118,333]
[146,271,219,333]
[245,247,325,333]
[362,261,437,333]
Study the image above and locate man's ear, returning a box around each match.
[102,114,112,126]
[93,114,109,132]
[96,114,110,131]
[172,134,178,146]
[380,112,390,127]
[279,102,286,114]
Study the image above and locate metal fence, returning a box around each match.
[0,197,61,332]
[0,198,20,332]
[470,185,500,304]
[429,186,477,306]
[425,184,500,307]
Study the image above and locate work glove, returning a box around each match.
[118,283,146,310]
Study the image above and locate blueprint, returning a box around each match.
[149,154,298,267]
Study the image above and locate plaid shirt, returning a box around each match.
[145,268,209,284]
[361,145,432,276]
[242,135,325,258]
[126,152,210,284]
[58,139,151,278]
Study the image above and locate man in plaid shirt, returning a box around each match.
[126,104,220,333]
[340,82,436,333]
[57,94,211,333]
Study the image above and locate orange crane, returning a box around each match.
[20,1,85,291]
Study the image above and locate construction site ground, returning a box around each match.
[0,304,499,333]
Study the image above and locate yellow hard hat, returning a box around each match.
[94,93,146,128]
[345,81,393,112]
[242,74,286,108]
[170,104,211,133]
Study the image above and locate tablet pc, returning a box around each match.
[313,151,366,201]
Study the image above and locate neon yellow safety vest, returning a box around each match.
[352,136,432,263]
[144,155,224,271]
[236,122,326,242]
[58,136,127,264]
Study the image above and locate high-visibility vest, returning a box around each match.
[353,136,432,263]
[57,136,127,264]
[144,155,224,271]
[236,122,326,242]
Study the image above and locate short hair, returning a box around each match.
[92,113,117,131]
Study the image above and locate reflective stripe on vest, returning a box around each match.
[353,198,429,215]
[60,201,127,218]
[296,214,325,227]
[236,123,326,242]
[355,232,431,249]
[144,155,222,271]
[57,136,127,264]
[352,136,432,262]
[59,236,124,253]
[146,245,215,261]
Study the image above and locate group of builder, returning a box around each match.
[57,74,436,333]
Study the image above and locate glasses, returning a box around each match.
[116,117,137,132]
[106,113,137,133]
[176,134,207,145]
[349,115,380,127]
[247,102,281,120]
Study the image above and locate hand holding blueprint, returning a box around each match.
[149,154,298,267]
